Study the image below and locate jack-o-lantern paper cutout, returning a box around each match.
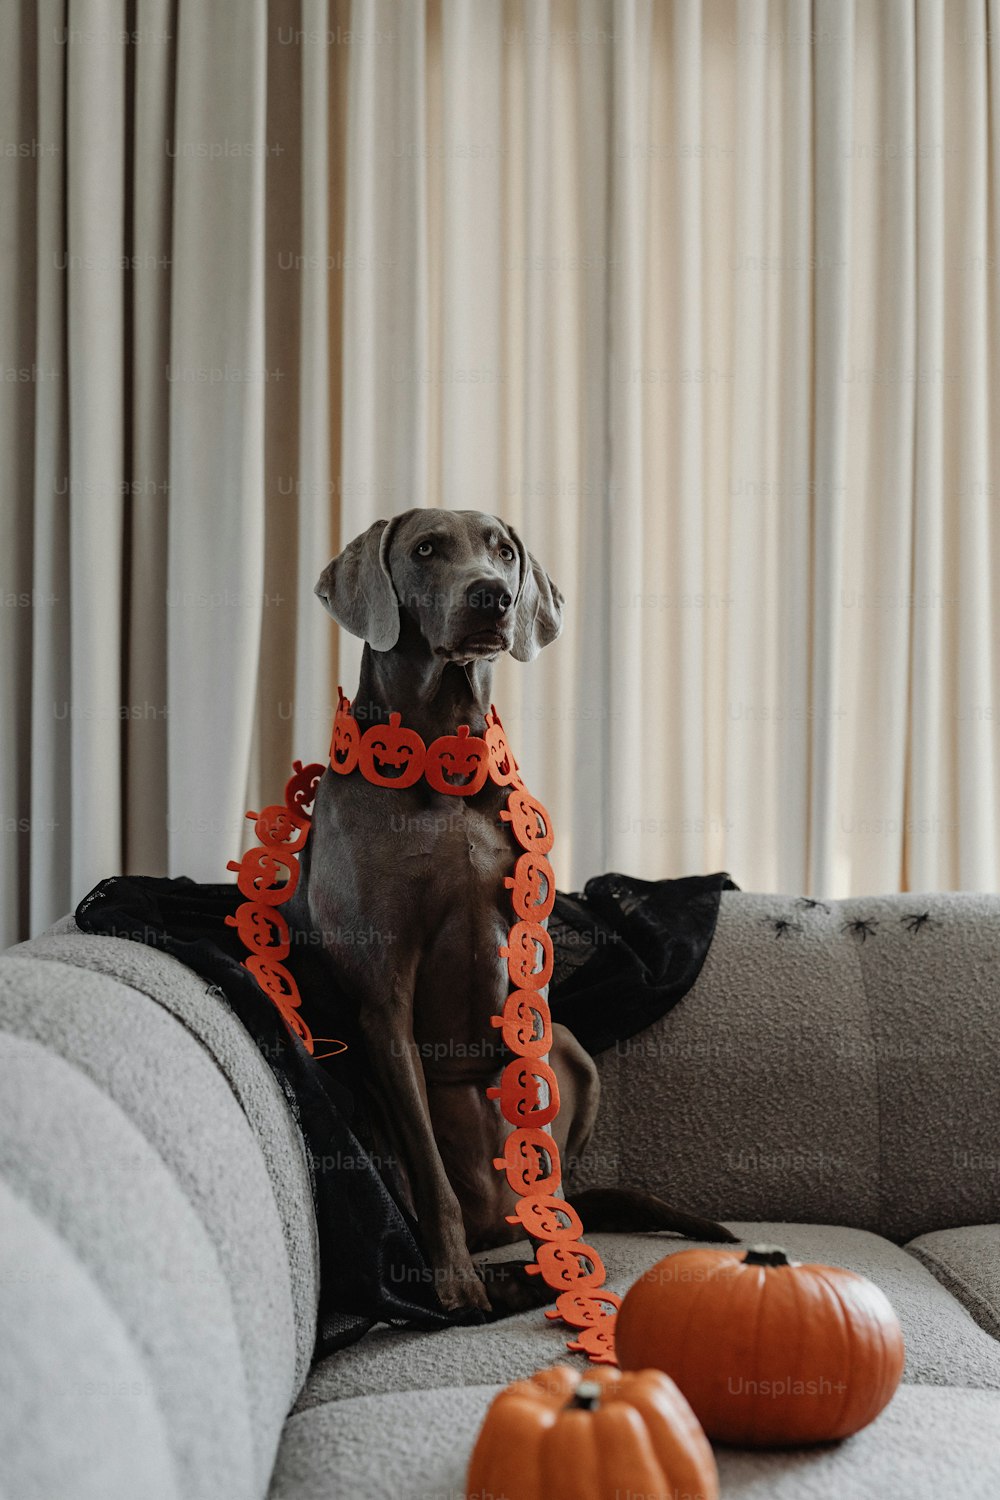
[246,953,300,1005]
[226,847,299,905]
[225,901,291,959]
[505,1193,584,1243]
[500,787,554,853]
[565,1321,620,1364]
[499,920,554,990]
[484,706,520,787]
[486,1057,560,1128]
[491,989,553,1058]
[358,713,426,789]
[285,759,325,813]
[504,852,556,921]
[246,803,311,854]
[545,1289,623,1328]
[329,695,361,775]
[424,724,490,796]
[492,1127,562,1196]
[525,1240,607,1291]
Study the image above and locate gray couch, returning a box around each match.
[2,891,999,1498]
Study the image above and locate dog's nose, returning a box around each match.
[466,578,513,618]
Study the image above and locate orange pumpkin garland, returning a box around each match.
[228,694,621,1362]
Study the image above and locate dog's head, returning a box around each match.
[315,509,563,663]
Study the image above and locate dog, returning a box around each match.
[290,509,735,1318]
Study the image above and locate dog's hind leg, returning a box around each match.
[550,1022,738,1245]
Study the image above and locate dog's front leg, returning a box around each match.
[357,976,491,1316]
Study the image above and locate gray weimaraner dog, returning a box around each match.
[290,508,734,1318]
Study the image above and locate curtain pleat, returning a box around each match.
[124,0,174,877]
[28,4,72,932]
[65,1,126,899]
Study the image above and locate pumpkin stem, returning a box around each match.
[570,1381,602,1411]
[743,1244,790,1267]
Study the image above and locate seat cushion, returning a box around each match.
[907,1225,1000,1341]
[268,1382,1000,1500]
[294,1222,1000,1418]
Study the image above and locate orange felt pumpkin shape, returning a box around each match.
[505,1192,584,1242]
[487,1057,561,1127]
[492,1127,562,1195]
[499,920,554,989]
[246,803,311,853]
[525,1239,607,1290]
[226,847,299,904]
[615,1244,906,1447]
[491,989,553,1058]
[329,698,361,774]
[284,758,324,813]
[467,1364,719,1500]
[505,851,556,920]
[484,705,520,786]
[358,713,425,788]
[545,1288,623,1329]
[225,901,291,959]
[566,1322,620,1365]
[424,724,489,795]
[500,787,554,852]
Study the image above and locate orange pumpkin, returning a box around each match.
[466,1364,719,1500]
[615,1244,905,1447]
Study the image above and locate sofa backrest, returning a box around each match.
[579,891,1000,1244]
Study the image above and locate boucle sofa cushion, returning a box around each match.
[907,1225,1000,1341]
[268,1382,1000,1500]
[295,1223,1000,1414]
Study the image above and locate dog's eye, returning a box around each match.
[414,541,434,558]
[499,544,515,562]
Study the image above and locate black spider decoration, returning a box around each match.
[795,897,831,915]
[762,916,802,938]
[901,911,933,934]
[842,917,878,942]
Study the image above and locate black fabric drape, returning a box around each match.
[75,867,735,1358]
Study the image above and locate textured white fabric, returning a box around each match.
[338,0,1000,898]
[3,1,1000,948]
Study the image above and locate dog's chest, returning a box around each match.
[406,794,512,882]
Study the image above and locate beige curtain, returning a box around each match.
[0,0,348,946]
[2,0,999,950]
[339,0,1000,898]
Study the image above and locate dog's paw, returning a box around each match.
[435,1260,492,1316]
[475,1257,558,1319]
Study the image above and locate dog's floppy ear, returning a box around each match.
[502,520,565,662]
[315,517,402,650]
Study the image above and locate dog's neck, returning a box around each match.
[352,631,496,745]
